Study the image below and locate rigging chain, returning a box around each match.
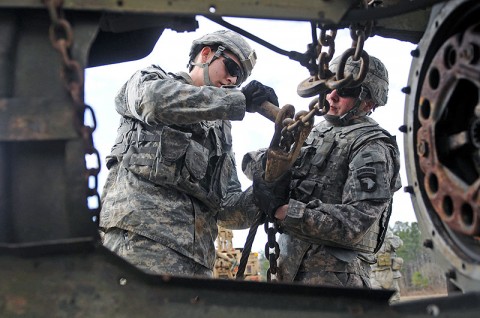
[43,0,102,225]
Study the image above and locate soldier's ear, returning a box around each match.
[199,46,212,63]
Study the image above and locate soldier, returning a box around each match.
[99,30,277,277]
[370,229,404,304]
[244,54,402,287]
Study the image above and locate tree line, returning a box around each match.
[391,221,446,294]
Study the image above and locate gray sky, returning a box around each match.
[85,16,417,252]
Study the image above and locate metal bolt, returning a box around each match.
[404,186,414,194]
[191,296,200,304]
[401,86,411,94]
[426,304,440,316]
[398,125,408,133]
[446,269,456,279]
[417,140,429,157]
[424,239,434,249]
[460,44,475,63]
[411,48,420,58]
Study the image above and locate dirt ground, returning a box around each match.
[399,289,448,302]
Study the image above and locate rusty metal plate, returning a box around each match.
[0,98,77,141]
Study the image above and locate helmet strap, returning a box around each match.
[189,46,227,86]
[325,86,370,126]
[189,61,214,86]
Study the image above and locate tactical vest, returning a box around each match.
[290,120,398,253]
[107,116,234,210]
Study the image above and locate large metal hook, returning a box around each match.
[256,101,314,182]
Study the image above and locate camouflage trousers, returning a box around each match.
[102,228,212,277]
[370,268,401,304]
[294,270,371,288]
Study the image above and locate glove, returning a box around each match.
[252,170,291,221]
[242,80,279,113]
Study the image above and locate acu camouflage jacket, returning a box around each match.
[243,116,401,283]
[99,65,260,269]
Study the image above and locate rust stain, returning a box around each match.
[5,295,28,315]
[9,117,48,140]
[0,99,6,112]
[11,117,28,130]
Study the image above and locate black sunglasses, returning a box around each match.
[333,86,364,98]
[221,53,245,85]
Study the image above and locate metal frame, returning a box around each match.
[1,1,480,316]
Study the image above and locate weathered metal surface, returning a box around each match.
[0,98,77,141]
[0,1,480,316]
[88,13,198,67]
[404,0,480,293]
[1,245,479,318]
[0,0,353,24]
[0,9,99,247]
[0,246,388,317]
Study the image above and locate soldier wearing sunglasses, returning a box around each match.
[99,30,278,277]
[244,54,402,288]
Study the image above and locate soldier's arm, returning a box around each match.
[116,67,246,125]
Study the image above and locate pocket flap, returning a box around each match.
[161,126,191,162]
[185,140,209,180]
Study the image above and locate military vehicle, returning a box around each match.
[1,0,479,317]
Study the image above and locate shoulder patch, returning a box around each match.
[357,166,377,192]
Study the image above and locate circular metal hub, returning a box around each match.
[417,23,480,236]
[404,0,480,292]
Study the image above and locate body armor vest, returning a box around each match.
[290,120,398,253]
[107,116,234,210]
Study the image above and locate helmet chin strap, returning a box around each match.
[324,86,369,126]
[190,46,226,87]
[190,61,215,86]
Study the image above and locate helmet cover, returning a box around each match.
[329,54,389,106]
[189,30,257,81]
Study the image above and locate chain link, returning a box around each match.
[44,0,101,224]
[317,28,337,80]
[264,222,281,282]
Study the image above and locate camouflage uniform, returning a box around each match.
[371,230,404,303]
[100,65,260,277]
[247,117,401,287]
[244,55,401,287]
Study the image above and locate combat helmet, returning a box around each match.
[329,54,389,106]
[189,30,257,86]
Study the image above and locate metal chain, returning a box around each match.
[273,21,370,165]
[44,0,102,224]
[293,16,372,126]
[317,28,337,81]
[264,221,280,282]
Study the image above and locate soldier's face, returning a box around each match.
[326,89,357,117]
[206,50,242,87]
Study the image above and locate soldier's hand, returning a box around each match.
[242,80,279,113]
[274,205,288,221]
[252,170,291,221]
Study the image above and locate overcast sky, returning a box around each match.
[85,16,418,252]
